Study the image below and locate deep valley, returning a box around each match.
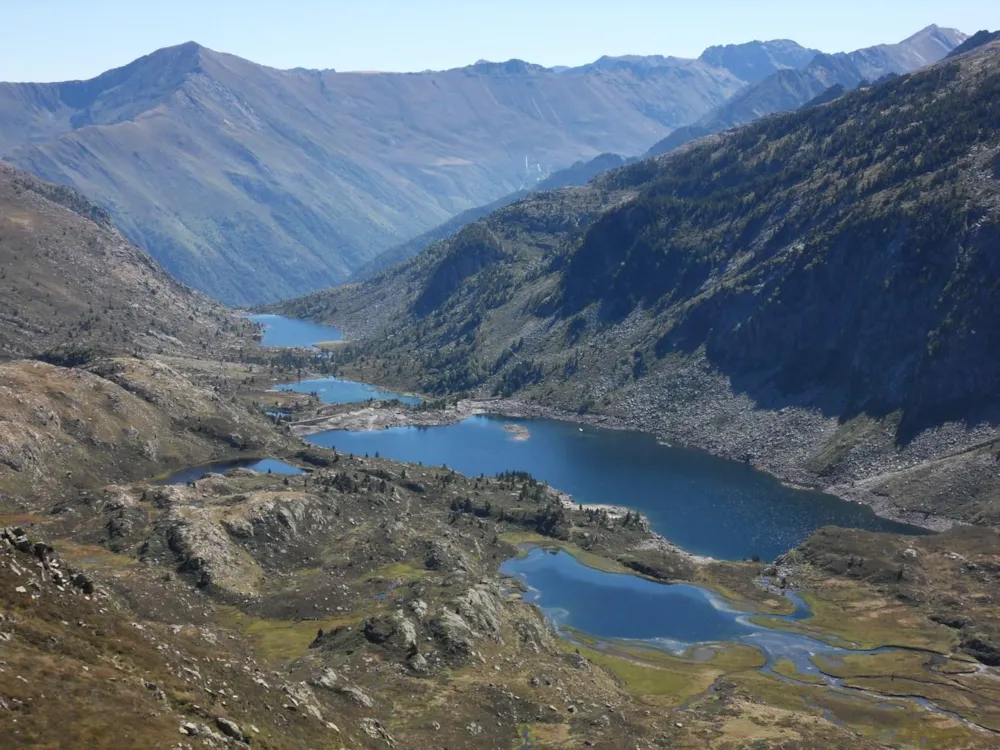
[2,17,1000,750]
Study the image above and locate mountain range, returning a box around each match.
[646,24,965,156]
[0,29,960,305]
[0,43,754,305]
[353,26,964,277]
[4,23,1000,750]
[271,37,1000,525]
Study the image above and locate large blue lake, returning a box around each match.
[306,415,923,561]
[251,315,924,561]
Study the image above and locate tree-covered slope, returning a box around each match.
[271,41,1000,522]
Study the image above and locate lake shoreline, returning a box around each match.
[288,395,953,534]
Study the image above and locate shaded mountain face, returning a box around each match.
[647,25,966,157]
[0,44,750,305]
[273,43,1000,442]
[0,163,244,360]
[948,29,1000,58]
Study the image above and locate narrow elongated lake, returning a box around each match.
[306,415,923,561]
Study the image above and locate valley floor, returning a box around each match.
[3,349,1000,749]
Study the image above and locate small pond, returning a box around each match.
[154,458,304,485]
[278,376,421,406]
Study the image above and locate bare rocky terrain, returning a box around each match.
[0,163,252,360]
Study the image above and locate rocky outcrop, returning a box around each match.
[0,527,97,596]
[453,582,506,638]
[165,508,261,593]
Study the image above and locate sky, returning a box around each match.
[1,0,998,82]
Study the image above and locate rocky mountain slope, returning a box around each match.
[0,164,248,360]
[647,25,966,157]
[0,166,297,505]
[271,40,1000,526]
[0,43,763,305]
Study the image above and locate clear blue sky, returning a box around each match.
[1,0,997,82]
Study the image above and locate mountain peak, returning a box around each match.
[900,24,967,50]
[698,39,822,83]
[55,40,209,113]
[466,59,547,75]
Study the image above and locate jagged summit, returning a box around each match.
[464,58,548,74]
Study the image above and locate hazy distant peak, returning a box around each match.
[53,40,209,116]
[465,59,547,75]
[698,39,822,83]
[896,25,967,60]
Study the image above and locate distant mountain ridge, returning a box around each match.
[698,39,822,82]
[647,25,966,157]
[0,42,756,305]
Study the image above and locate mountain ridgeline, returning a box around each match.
[272,41,1000,519]
[645,25,966,157]
[0,32,961,304]
[0,43,767,304]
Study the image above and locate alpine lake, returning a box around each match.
[232,315,961,724]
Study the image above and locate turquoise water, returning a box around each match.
[306,415,924,561]
[247,313,342,348]
[155,458,304,485]
[278,376,421,406]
